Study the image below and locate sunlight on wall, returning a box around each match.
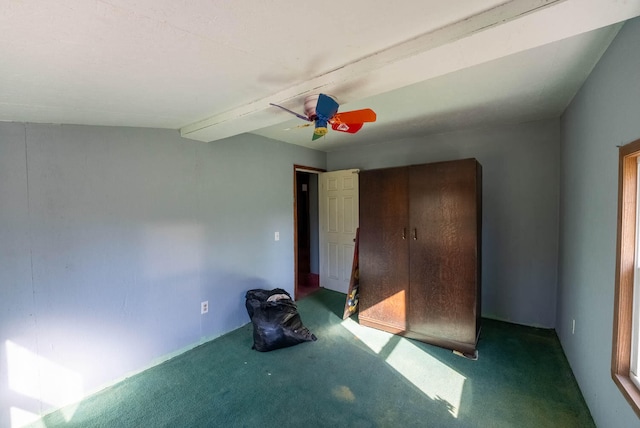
[142,224,205,280]
[6,340,84,426]
[10,407,45,428]
[340,318,466,418]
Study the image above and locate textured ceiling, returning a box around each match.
[2,0,640,152]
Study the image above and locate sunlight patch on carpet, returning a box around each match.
[339,318,466,418]
[386,339,466,418]
[340,317,394,353]
[332,385,356,402]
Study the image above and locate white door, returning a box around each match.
[319,169,359,293]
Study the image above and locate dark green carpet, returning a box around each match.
[33,289,594,427]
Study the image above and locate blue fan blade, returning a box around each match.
[315,94,339,122]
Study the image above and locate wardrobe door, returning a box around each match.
[408,159,479,345]
[359,167,410,332]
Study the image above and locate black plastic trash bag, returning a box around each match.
[245,288,290,319]
[245,288,317,352]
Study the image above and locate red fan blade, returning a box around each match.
[333,108,376,124]
[331,122,364,134]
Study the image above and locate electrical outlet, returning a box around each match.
[275,231,279,241]
[201,301,209,314]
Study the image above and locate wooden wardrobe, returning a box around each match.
[358,158,482,355]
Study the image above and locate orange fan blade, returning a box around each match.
[333,108,376,124]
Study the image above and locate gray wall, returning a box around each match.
[328,119,561,328]
[558,17,640,427]
[0,124,325,424]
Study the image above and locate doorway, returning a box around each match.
[294,165,324,300]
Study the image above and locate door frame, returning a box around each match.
[293,164,325,300]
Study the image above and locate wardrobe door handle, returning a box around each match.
[402,228,406,240]
[413,228,417,240]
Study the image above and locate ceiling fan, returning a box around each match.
[270,93,376,141]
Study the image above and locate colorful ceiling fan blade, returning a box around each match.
[271,93,376,141]
[315,94,340,120]
[269,102,312,122]
[333,108,377,124]
[331,122,364,134]
[330,108,375,134]
[312,94,340,140]
[312,127,329,141]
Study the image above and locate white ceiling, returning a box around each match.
[2,0,640,152]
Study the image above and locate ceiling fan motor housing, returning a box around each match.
[304,94,337,120]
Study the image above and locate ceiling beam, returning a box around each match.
[180,0,639,143]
